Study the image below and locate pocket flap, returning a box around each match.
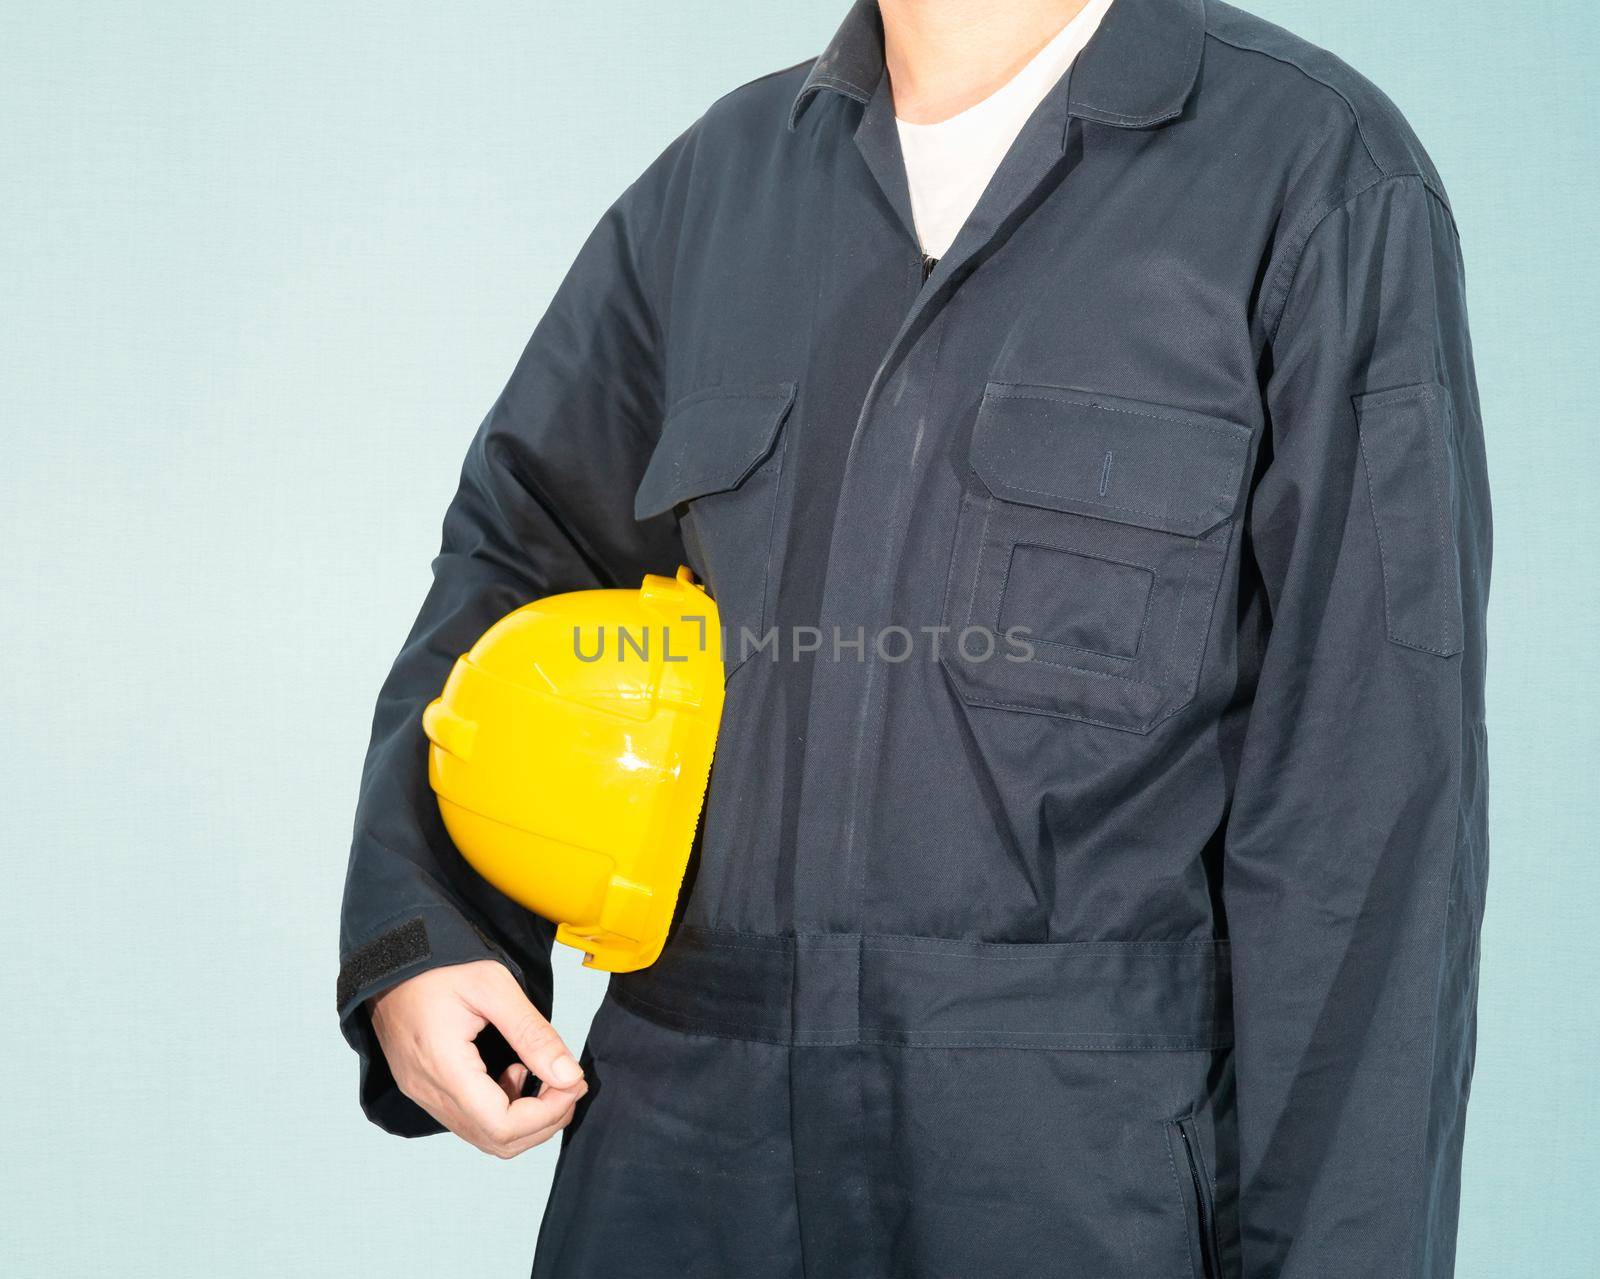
[1353,381,1463,656]
[634,382,796,521]
[971,384,1253,537]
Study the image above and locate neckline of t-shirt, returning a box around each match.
[893,1,1108,136]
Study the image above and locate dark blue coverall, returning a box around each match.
[337,2,1492,1274]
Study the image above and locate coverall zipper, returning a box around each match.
[1177,1121,1218,1279]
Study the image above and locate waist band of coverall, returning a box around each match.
[609,926,1232,1050]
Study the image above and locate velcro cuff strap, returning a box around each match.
[337,917,432,1011]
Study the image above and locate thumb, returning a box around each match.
[466,967,584,1090]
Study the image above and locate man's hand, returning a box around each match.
[369,960,587,1158]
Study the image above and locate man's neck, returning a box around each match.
[880,0,1094,124]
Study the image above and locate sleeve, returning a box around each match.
[1224,175,1492,1275]
[335,132,694,1135]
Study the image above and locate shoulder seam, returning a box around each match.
[1201,27,1385,178]
[1264,173,1457,346]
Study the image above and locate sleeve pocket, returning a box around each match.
[1353,382,1464,657]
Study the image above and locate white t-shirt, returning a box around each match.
[895,0,1115,259]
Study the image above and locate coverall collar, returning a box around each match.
[788,0,1205,133]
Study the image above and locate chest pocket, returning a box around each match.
[941,383,1253,734]
[634,383,797,676]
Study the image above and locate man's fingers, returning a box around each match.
[464,969,584,1089]
[369,961,590,1159]
[498,1062,530,1103]
[442,1041,585,1154]
[498,1079,587,1155]
[462,1088,585,1158]
[490,1104,582,1160]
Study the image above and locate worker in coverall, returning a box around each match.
[337,0,1491,1274]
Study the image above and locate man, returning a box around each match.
[337,0,1491,1274]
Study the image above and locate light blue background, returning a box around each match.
[3,1,1595,1274]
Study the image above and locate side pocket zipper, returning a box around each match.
[1173,1115,1220,1279]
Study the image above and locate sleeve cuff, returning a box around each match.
[336,903,523,1137]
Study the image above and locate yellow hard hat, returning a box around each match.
[421,567,724,972]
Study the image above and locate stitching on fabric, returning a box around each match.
[344,903,454,952]
[983,474,1221,526]
[663,382,794,419]
[976,387,1247,525]
[937,490,973,636]
[956,517,1229,714]
[1357,405,1401,645]
[864,1031,1229,1048]
[1200,28,1385,180]
[945,384,1249,726]
[946,536,1222,721]
[976,389,1241,526]
[859,936,1229,955]
[661,383,797,677]
[853,931,864,1046]
[1354,383,1458,656]
[993,540,1157,664]
[986,385,1247,440]
[1262,176,1456,348]
[981,653,1144,684]
[611,988,1233,1052]
[754,398,795,649]
[1069,104,1178,127]
[1352,383,1440,412]
[1201,26,1453,235]
[612,985,790,1036]
[943,678,1157,733]
[859,942,1227,962]
[838,312,955,1022]
[1068,7,1203,128]
[1146,524,1235,731]
[611,988,792,1044]
[1263,174,1388,345]
[964,495,994,628]
[669,926,1230,955]
[1008,641,1147,669]
[1163,537,1200,688]
[658,934,797,953]
[640,385,794,518]
[1426,393,1457,647]
[1201,29,1457,236]
[804,72,872,103]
